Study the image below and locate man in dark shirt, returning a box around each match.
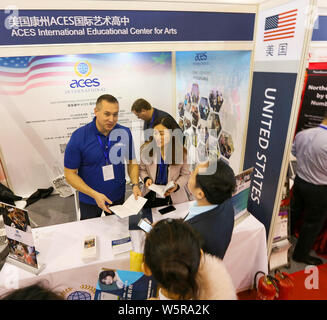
[290,112,327,265]
[185,159,236,259]
[131,98,180,131]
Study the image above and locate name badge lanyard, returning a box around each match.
[97,135,112,165]
[319,125,327,131]
[157,157,167,185]
[149,109,156,128]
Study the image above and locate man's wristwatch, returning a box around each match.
[132,183,139,188]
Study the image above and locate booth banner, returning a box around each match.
[0,202,38,269]
[296,67,327,133]
[243,71,297,234]
[254,0,309,62]
[175,51,252,174]
[0,52,172,197]
[0,9,255,45]
[244,0,312,237]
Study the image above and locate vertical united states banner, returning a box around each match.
[244,0,312,246]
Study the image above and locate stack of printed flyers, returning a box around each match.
[111,231,133,256]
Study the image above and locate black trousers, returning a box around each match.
[291,175,327,258]
[79,197,125,220]
[143,191,172,209]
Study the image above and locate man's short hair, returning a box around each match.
[131,98,152,113]
[196,160,236,205]
[96,94,118,110]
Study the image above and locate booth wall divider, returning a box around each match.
[243,0,318,257]
[267,0,318,259]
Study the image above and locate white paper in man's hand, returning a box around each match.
[109,194,147,219]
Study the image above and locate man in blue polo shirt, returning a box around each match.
[64,94,141,220]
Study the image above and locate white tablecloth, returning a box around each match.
[0,201,267,298]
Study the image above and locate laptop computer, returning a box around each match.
[231,167,254,222]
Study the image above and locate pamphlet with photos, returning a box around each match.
[0,202,38,269]
[94,268,157,300]
[231,168,253,220]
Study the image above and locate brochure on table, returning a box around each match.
[111,231,133,256]
[0,201,43,273]
[94,268,157,300]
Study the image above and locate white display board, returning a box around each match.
[0,52,173,196]
[175,50,252,174]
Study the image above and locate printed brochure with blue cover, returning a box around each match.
[94,269,158,300]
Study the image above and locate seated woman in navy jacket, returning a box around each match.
[185,159,236,259]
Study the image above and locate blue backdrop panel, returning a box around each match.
[243,71,297,235]
[0,10,255,45]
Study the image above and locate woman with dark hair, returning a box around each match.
[140,117,192,208]
[142,219,236,300]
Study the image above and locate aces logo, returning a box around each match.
[70,61,100,88]
[194,52,207,61]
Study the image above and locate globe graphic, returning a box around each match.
[77,62,89,75]
[67,291,92,300]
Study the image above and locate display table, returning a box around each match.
[0,201,267,299]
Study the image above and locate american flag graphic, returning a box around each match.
[0,55,92,96]
[264,9,298,42]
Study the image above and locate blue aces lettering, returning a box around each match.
[70,78,100,88]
